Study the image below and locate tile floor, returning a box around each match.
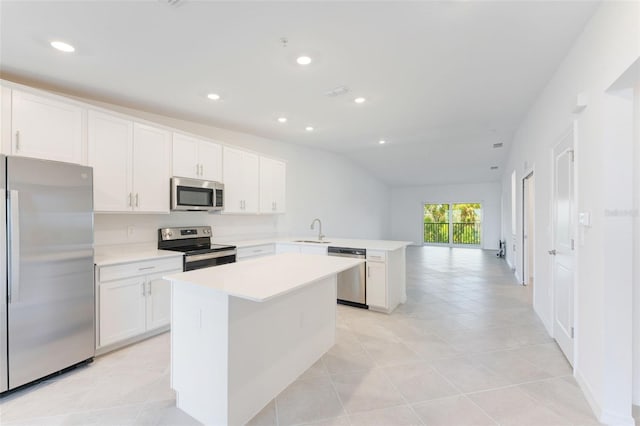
[0,246,600,425]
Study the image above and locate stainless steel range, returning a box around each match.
[158,226,236,271]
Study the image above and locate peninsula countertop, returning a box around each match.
[164,252,363,302]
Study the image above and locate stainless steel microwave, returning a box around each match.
[170,177,224,212]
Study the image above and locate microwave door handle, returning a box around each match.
[8,190,20,303]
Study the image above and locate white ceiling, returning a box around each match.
[0,0,599,186]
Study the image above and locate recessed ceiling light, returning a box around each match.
[305,126,314,132]
[277,117,287,123]
[296,56,312,66]
[50,41,75,53]
[207,93,221,101]
[354,97,366,104]
[379,140,386,145]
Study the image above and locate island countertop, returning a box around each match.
[164,252,363,302]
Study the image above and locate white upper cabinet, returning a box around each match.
[222,146,259,213]
[132,123,171,213]
[11,90,84,164]
[88,110,171,213]
[172,133,222,182]
[88,111,132,212]
[259,157,286,214]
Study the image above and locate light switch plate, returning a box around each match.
[579,212,591,227]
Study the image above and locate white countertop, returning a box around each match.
[94,247,183,266]
[164,253,363,302]
[229,237,412,251]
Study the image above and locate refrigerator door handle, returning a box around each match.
[8,190,20,303]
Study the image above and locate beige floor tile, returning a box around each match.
[275,376,344,426]
[468,386,569,426]
[432,356,511,393]
[331,369,405,414]
[360,338,422,367]
[474,350,552,384]
[411,395,497,426]
[382,361,460,403]
[348,405,423,426]
[246,400,278,426]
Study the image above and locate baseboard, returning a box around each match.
[96,326,169,356]
[575,369,636,426]
[633,405,639,424]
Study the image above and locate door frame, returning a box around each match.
[522,169,535,287]
[550,123,579,366]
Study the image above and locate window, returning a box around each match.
[424,203,482,246]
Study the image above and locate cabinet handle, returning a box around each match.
[141,282,146,296]
[147,282,152,295]
[128,192,133,207]
[367,266,370,278]
[138,266,155,271]
[15,131,20,152]
[200,164,204,176]
[135,193,139,207]
[196,164,200,176]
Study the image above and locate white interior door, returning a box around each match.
[552,131,575,365]
[523,173,535,287]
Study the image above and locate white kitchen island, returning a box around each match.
[163,253,364,426]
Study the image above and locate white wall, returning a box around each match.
[1,78,391,247]
[501,1,639,423]
[389,182,501,250]
[634,81,640,410]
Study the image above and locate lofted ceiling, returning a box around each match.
[0,0,599,186]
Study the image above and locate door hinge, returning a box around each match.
[570,327,575,339]
[569,149,575,162]
[570,239,575,250]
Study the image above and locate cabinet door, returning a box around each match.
[146,273,173,330]
[272,159,286,213]
[222,146,245,213]
[259,157,275,213]
[242,151,260,213]
[12,90,83,164]
[172,133,199,179]
[300,245,328,256]
[199,141,222,182]
[88,111,133,212]
[99,277,146,347]
[366,262,387,309]
[132,123,171,213]
[275,243,301,254]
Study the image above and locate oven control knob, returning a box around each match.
[168,231,173,237]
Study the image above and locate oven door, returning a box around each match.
[171,177,220,211]
[184,250,236,271]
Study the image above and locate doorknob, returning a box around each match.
[548,249,557,255]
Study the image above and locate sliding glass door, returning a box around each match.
[423,203,482,246]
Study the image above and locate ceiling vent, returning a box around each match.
[159,0,184,7]
[325,86,349,97]
[490,166,499,170]
[492,142,503,148]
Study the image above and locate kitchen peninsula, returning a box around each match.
[164,253,364,426]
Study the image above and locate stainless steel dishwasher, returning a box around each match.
[328,246,367,309]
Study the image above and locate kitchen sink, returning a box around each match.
[293,240,332,244]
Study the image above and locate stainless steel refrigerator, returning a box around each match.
[0,155,95,393]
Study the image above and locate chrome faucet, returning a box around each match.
[310,218,325,241]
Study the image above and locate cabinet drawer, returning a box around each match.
[366,250,386,262]
[98,257,183,282]
[237,244,275,259]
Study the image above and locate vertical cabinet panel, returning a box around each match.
[11,90,83,164]
[88,111,133,211]
[99,277,147,347]
[172,133,199,179]
[366,262,387,309]
[132,123,171,213]
[198,140,222,182]
[146,275,171,330]
[223,146,259,213]
[259,157,286,214]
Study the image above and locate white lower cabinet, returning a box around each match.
[366,261,387,309]
[275,243,328,256]
[95,256,182,352]
[237,244,275,261]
